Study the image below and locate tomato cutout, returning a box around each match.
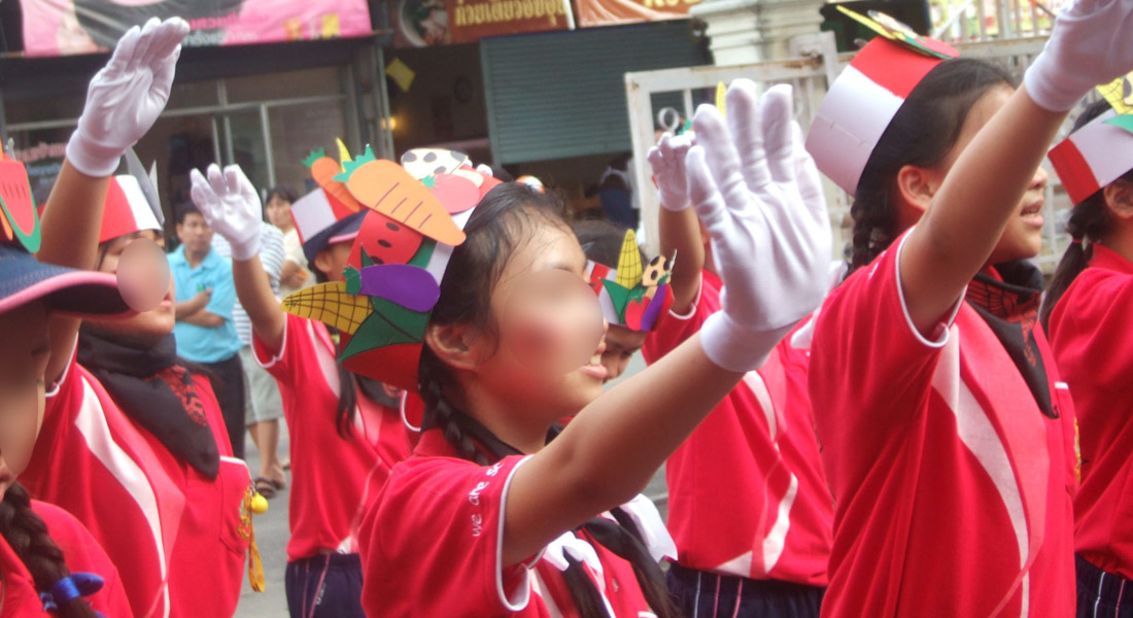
[353,210,424,268]
[623,298,646,332]
[428,174,479,215]
[0,160,40,252]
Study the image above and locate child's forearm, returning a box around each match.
[503,333,742,564]
[233,256,286,354]
[39,160,111,384]
[658,207,705,313]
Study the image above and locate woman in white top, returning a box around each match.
[265,186,311,296]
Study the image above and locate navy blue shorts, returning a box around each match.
[667,562,824,618]
[1077,554,1133,618]
[285,553,364,618]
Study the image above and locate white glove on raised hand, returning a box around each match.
[1024,0,1133,112]
[190,164,263,261]
[66,17,189,177]
[646,132,695,211]
[687,81,832,372]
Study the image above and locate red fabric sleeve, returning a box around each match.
[643,271,719,364]
[362,455,534,616]
[809,231,961,491]
[33,500,133,618]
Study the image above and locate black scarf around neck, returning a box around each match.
[78,330,220,478]
[965,260,1056,419]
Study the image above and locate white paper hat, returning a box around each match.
[806,10,958,195]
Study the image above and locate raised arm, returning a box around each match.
[647,133,701,312]
[37,17,188,383]
[190,164,287,353]
[901,0,1133,332]
[503,84,833,565]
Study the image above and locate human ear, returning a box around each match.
[424,322,481,372]
[895,164,938,217]
[1104,180,1133,220]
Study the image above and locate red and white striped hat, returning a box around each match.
[99,175,162,244]
[806,17,957,195]
[1048,109,1133,205]
[290,187,360,245]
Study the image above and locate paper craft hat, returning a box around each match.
[99,175,162,244]
[281,147,501,390]
[294,142,370,263]
[1049,79,1133,204]
[806,8,958,195]
[585,229,674,332]
[0,151,131,316]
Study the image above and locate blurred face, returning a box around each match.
[0,302,50,498]
[600,325,646,382]
[89,230,175,343]
[176,212,213,256]
[266,195,294,231]
[932,86,1049,263]
[313,241,353,283]
[469,222,607,423]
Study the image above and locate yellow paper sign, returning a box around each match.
[1096,73,1133,115]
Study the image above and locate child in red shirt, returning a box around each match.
[0,23,182,618]
[800,4,1133,613]
[26,19,251,616]
[191,76,832,615]
[192,162,415,617]
[1043,98,1133,615]
[636,126,833,617]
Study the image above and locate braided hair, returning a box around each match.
[418,183,679,618]
[1041,99,1133,330]
[0,483,98,617]
[848,58,1015,275]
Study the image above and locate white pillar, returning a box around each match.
[690,0,826,64]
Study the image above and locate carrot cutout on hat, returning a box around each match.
[337,146,467,246]
[304,148,363,213]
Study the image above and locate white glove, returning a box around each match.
[190,164,263,261]
[687,81,832,372]
[646,133,694,211]
[66,17,189,177]
[1024,0,1133,112]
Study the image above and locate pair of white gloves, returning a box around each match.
[647,82,831,372]
[648,0,1133,373]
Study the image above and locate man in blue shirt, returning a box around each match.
[169,204,246,458]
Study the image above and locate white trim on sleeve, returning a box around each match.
[253,317,290,370]
[496,455,535,611]
[894,228,964,349]
[667,274,704,321]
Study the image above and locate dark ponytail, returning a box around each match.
[418,183,680,618]
[1041,99,1133,331]
[0,483,98,618]
[848,58,1015,274]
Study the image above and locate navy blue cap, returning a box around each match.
[302,210,366,266]
[0,245,130,317]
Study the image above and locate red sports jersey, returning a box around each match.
[33,499,133,617]
[1048,244,1133,581]
[23,358,248,618]
[809,232,1078,616]
[141,383,249,618]
[642,270,832,585]
[26,359,185,618]
[358,429,663,617]
[252,314,414,562]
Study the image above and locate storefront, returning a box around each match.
[0,0,391,225]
